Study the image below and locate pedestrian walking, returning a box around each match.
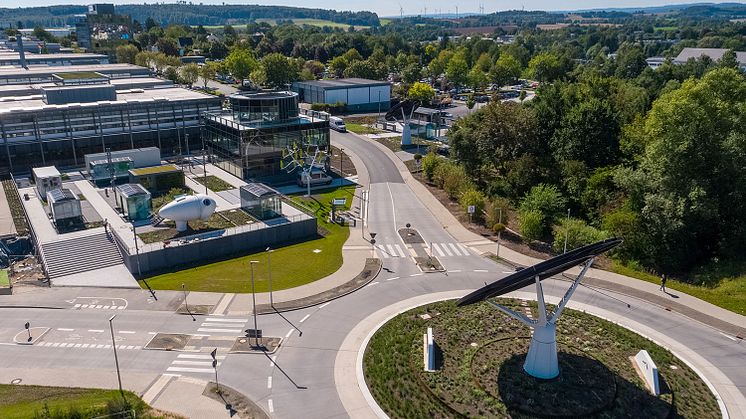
[103,218,108,235]
[659,273,667,292]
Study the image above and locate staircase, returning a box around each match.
[150,213,165,227]
[40,233,124,279]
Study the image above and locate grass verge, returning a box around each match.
[0,384,176,419]
[144,186,355,293]
[192,175,234,192]
[611,261,746,316]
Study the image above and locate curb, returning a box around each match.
[256,258,382,315]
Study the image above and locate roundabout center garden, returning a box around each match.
[363,299,720,418]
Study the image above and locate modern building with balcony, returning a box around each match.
[202,91,330,182]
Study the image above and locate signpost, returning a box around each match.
[24,322,31,342]
[211,348,220,394]
[468,205,476,224]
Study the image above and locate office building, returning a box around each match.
[0,64,150,85]
[0,67,221,174]
[674,48,746,70]
[291,78,391,112]
[203,91,330,182]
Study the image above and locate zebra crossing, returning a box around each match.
[376,243,408,258]
[165,316,247,375]
[429,243,472,257]
[166,353,225,374]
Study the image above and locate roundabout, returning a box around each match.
[363,299,719,418]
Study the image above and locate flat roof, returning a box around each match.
[241,183,279,198]
[32,166,60,177]
[129,164,181,176]
[0,86,218,114]
[0,63,148,77]
[54,71,107,80]
[294,78,391,89]
[674,47,746,65]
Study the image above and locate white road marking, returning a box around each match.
[102,305,110,309]
[200,323,240,328]
[448,243,462,256]
[386,276,400,281]
[458,243,471,255]
[410,273,423,277]
[268,399,274,413]
[177,354,226,360]
[197,328,243,334]
[172,360,220,367]
[474,269,488,273]
[267,376,272,389]
[439,243,453,256]
[96,344,105,348]
[269,355,277,367]
[720,332,738,342]
[142,374,174,405]
[81,344,90,348]
[205,317,248,323]
[285,329,294,338]
[52,343,61,347]
[214,293,235,316]
[431,243,444,257]
[119,331,136,334]
[73,304,81,308]
[367,281,379,286]
[57,328,74,332]
[449,269,462,273]
[166,367,214,373]
[299,314,310,323]
[74,343,82,348]
[117,306,125,310]
[319,302,331,309]
[80,305,89,309]
[385,244,397,257]
[88,329,104,333]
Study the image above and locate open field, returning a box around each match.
[0,384,173,419]
[364,299,719,419]
[144,186,355,293]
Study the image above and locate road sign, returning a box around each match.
[468,205,476,214]
[210,348,217,360]
[246,329,263,339]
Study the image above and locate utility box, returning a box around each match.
[240,183,281,220]
[47,188,82,222]
[32,166,62,199]
[115,183,152,221]
[89,157,134,187]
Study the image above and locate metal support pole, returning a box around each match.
[266,248,273,307]
[563,208,570,254]
[108,315,124,398]
[203,147,208,195]
[250,260,259,347]
[132,225,141,279]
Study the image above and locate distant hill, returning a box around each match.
[0,4,380,29]
[568,2,746,17]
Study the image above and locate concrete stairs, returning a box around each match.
[41,233,124,279]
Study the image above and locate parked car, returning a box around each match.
[329,116,347,132]
[297,171,333,187]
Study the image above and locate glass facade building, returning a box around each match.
[203,91,330,182]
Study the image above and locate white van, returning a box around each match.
[329,116,347,132]
[297,171,333,187]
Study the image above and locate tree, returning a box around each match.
[519,210,544,241]
[446,52,469,86]
[407,82,435,104]
[401,63,423,84]
[615,44,647,79]
[304,60,325,79]
[552,218,608,252]
[719,49,740,69]
[225,48,258,83]
[550,97,620,168]
[115,44,138,64]
[32,26,56,43]
[460,189,486,221]
[343,60,387,80]
[490,54,522,86]
[329,56,349,78]
[156,38,179,56]
[467,67,489,91]
[520,184,567,226]
[179,63,200,87]
[259,53,300,88]
[526,52,565,82]
[200,61,220,88]
[145,17,159,31]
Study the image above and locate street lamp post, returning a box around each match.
[131,225,142,279]
[249,260,260,348]
[108,315,124,398]
[202,147,208,195]
[266,248,274,307]
[339,147,344,183]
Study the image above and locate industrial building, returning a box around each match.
[0,66,221,174]
[0,51,109,67]
[0,64,150,85]
[291,78,391,113]
[202,91,330,182]
[674,48,746,70]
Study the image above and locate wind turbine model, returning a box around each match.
[281,143,329,197]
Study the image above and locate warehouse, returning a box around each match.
[291,78,391,113]
[0,64,151,85]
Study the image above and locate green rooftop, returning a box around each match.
[129,164,181,176]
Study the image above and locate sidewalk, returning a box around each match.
[358,134,746,335]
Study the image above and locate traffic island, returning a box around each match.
[229,336,281,354]
[363,299,720,418]
[144,333,192,351]
[203,382,269,419]
[255,258,381,314]
[414,256,444,273]
[176,304,214,315]
[398,227,424,244]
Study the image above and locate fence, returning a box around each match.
[112,213,317,275]
[9,174,49,285]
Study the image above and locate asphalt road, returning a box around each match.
[0,130,743,418]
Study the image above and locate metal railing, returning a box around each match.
[9,173,50,285]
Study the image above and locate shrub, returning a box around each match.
[492,222,506,233]
[519,184,567,223]
[459,188,485,221]
[432,160,453,188]
[519,209,544,241]
[484,197,510,228]
[421,152,442,181]
[442,165,472,199]
[552,218,609,252]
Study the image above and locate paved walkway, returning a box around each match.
[356,133,746,334]
[0,183,17,238]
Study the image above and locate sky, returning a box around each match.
[3,1,726,18]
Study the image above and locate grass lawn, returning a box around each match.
[612,261,746,316]
[193,175,234,192]
[0,270,8,287]
[0,384,165,419]
[138,210,254,244]
[346,123,383,135]
[144,186,356,293]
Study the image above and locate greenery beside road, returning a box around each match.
[0,384,173,419]
[192,175,235,192]
[145,186,354,293]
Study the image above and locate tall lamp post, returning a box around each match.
[339,147,344,184]
[249,260,260,348]
[266,247,274,307]
[108,315,124,399]
[130,225,142,279]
